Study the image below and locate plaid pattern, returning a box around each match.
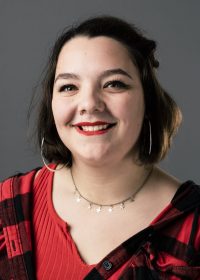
[0,167,200,280]
[0,169,39,280]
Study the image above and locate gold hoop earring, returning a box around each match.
[40,137,69,172]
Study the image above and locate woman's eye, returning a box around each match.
[59,84,77,92]
[104,80,129,90]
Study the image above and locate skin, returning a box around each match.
[50,36,181,264]
[52,35,150,202]
[52,36,145,167]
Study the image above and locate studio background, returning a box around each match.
[0,0,199,182]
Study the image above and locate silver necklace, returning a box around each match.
[71,168,153,213]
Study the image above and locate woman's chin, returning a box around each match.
[73,149,114,166]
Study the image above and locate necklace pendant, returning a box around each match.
[120,202,125,209]
[76,195,81,203]
[108,206,113,212]
[96,206,102,213]
[88,203,92,210]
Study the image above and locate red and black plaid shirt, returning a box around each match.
[0,167,200,279]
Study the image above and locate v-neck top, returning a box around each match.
[32,164,200,279]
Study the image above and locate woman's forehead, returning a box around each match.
[55,36,137,77]
[59,35,129,54]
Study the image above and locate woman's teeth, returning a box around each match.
[80,124,109,131]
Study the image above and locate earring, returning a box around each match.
[148,120,152,155]
[40,137,69,172]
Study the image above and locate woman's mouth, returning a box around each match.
[72,122,116,136]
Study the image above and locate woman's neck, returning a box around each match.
[69,159,153,205]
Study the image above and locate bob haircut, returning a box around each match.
[36,15,182,166]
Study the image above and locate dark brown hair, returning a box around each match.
[34,15,182,166]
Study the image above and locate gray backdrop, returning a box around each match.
[0,0,199,182]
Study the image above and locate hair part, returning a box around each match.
[33,15,182,166]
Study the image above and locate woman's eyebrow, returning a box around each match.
[100,68,133,80]
[54,73,80,83]
[54,68,133,84]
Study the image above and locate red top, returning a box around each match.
[33,165,131,279]
[0,164,200,279]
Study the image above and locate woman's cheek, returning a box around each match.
[52,99,76,126]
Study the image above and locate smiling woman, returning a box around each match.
[51,36,145,165]
[0,16,200,280]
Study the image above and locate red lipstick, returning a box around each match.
[73,121,111,126]
[72,121,116,136]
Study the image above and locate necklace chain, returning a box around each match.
[70,168,153,213]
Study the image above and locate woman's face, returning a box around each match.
[52,36,145,165]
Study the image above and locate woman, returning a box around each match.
[0,16,199,280]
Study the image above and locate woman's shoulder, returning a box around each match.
[0,167,42,201]
[151,167,200,209]
[1,166,41,184]
[153,166,199,192]
[0,163,58,185]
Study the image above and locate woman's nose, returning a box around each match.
[78,87,105,115]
